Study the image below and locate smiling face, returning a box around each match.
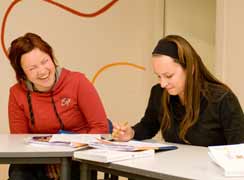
[152,55,186,101]
[21,48,56,92]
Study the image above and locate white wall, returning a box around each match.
[216,0,244,108]
[164,0,216,72]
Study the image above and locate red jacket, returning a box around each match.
[8,68,108,134]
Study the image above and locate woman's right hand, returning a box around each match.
[112,122,135,141]
[46,164,60,180]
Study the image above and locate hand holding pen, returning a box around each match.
[112,121,135,141]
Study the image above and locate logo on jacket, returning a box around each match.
[61,98,71,106]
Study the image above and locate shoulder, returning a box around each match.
[151,84,163,93]
[60,68,84,77]
[9,83,27,104]
[204,83,237,103]
[149,84,164,100]
[59,68,88,83]
[9,82,26,94]
[57,68,93,92]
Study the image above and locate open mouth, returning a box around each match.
[38,72,50,80]
[39,76,48,80]
[38,76,49,81]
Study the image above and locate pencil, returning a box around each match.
[112,121,128,138]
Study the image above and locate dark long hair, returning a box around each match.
[8,32,58,83]
[155,35,229,143]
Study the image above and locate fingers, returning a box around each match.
[112,122,128,139]
[112,121,134,142]
[46,164,60,180]
[46,165,53,178]
[112,121,127,130]
[56,164,60,178]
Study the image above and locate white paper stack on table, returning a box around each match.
[73,148,154,163]
[208,143,244,177]
[26,134,177,163]
[74,139,177,163]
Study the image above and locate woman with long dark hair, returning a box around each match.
[113,35,244,146]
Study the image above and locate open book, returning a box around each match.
[208,143,244,177]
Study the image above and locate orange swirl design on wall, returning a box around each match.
[1,0,119,58]
[92,62,145,84]
[1,0,146,82]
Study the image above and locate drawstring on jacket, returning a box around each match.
[26,90,65,130]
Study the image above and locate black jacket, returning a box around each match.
[133,84,244,146]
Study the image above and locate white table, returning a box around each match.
[0,134,75,180]
[77,143,244,180]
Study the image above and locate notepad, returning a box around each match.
[73,148,154,163]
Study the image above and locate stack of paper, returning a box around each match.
[73,139,177,163]
[26,134,177,163]
[208,143,244,177]
[89,139,177,152]
[73,148,154,163]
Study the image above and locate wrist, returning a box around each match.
[130,128,135,140]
